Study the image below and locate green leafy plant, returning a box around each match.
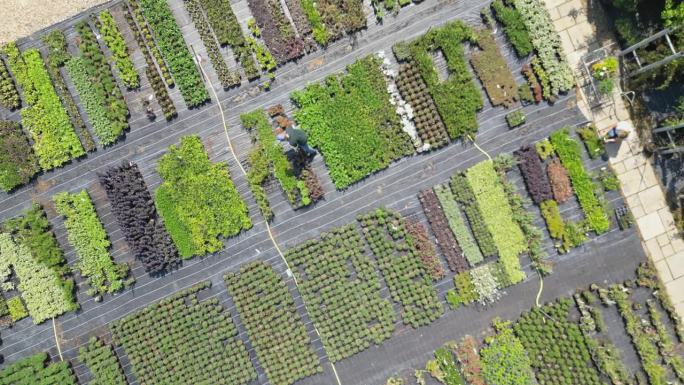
[506,109,526,128]
[535,139,554,160]
[576,125,606,159]
[2,43,85,169]
[68,21,129,146]
[97,10,139,89]
[0,120,39,192]
[78,337,128,385]
[394,21,483,140]
[598,168,620,190]
[136,0,209,106]
[0,352,78,384]
[41,30,96,151]
[480,319,536,385]
[515,0,575,96]
[471,30,519,108]
[292,55,413,189]
[434,184,484,266]
[155,135,251,258]
[0,233,77,324]
[7,296,28,321]
[450,174,497,257]
[53,190,131,297]
[0,58,20,109]
[550,128,610,233]
[491,0,533,57]
[125,0,174,86]
[466,161,527,284]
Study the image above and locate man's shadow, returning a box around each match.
[285,149,308,177]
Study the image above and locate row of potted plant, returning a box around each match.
[123,6,177,120]
[97,10,140,89]
[3,43,85,170]
[99,162,180,275]
[0,352,77,384]
[110,281,256,385]
[42,30,96,151]
[78,337,128,385]
[358,208,444,327]
[433,184,483,267]
[225,261,322,385]
[246,0,304,64]
[286,224,396,362]
[470,30,519,108]
[0,58,20,110]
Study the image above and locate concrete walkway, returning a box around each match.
[546,0,684,317]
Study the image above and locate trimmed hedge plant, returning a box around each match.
[78,337,128,385]
[0,352,77,384]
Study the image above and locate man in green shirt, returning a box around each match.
[275,123,317,159]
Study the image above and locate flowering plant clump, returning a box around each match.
[591,57,618,94]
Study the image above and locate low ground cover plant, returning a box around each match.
[125,0,174,86]
[42,30,96,151]
[99,162,179,275]
[433,184,484,267]
[247,0,304,63]
[137,0,209,107]
[394,21,483,140]
[3,43,85,170]
[455,336,487,385]
[111,281,256,385]
[405,220,445,280]
[450,174,497,257]
[547,158,573,202]
[480,319,536,385]
[155,136,251,258]
[292,55,413,189]
[515,0,574,97]
[491,0,533,57]
[54,189,131,297]
[123,7,177,120]
[68,21,129,146]
[78,337,128,385]
[446,271,478,308]
[0,352,77,384]
[183,0,240,88]
[550,128,610,233]
[514,144,552,204]
[225,262,321,385]
[466,161,527,284]
[514,299,603,385]
[0,120,39,192]
[286,224,396,362]
[470,30,519,107]
[395,62,450,149]
[198,0,260,79]
[0,58,20,110]
[97,10,139,89]
[358,208,444,327]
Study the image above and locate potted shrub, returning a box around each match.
[591,57,618,95]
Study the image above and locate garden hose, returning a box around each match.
[197,58,343,385]
[536,271,544,308]
[467,134,492,161]
[53,318,63,361]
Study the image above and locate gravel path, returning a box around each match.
[0,0,110,45]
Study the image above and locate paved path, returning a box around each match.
[546,0,684,317]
